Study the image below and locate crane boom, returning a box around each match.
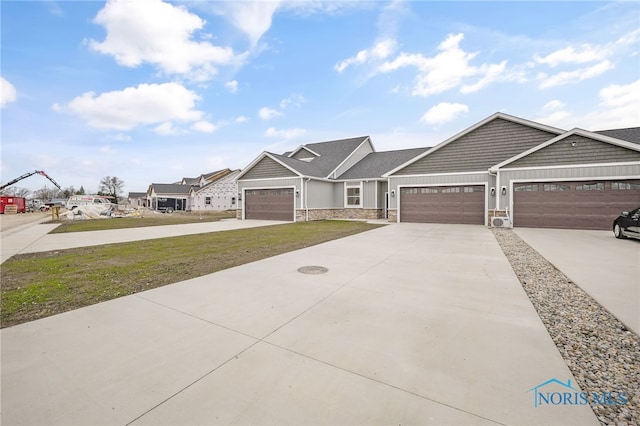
[0,170,62,191]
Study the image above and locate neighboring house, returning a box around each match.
[237,112,640,230]
[147,169,238,212]
[190,169,241,211]
[147,183,192,212]
[127,192,148,208]
[236,136,429,221]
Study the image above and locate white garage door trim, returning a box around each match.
[242,186,296,221]
[397,183,488,225]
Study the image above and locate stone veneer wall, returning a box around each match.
[298,209,384,221]
[387,209,397,223]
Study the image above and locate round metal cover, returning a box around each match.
[297,265,328,274]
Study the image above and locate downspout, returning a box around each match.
[488,168,498,226]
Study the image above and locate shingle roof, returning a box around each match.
[269,136,370,178]
[595,127,640,144]
[128,192,147,198]
[149,184,192,195]
[338,147,430,179]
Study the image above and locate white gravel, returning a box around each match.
[492,228,639,426]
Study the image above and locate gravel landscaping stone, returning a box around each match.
[492,228,639,426]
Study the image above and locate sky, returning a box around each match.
[1,0,639,195]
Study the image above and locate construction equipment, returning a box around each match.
[0,170,61,191]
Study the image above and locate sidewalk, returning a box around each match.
[0,219,286,263]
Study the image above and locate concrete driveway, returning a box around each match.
[1,224,598,425]
[514,227,640,335]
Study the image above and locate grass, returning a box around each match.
[1,220,383,328]
[49,210,237,233]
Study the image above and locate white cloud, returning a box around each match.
[258,106,282,120]
[191,120,219,133]
[534,45,609,67]
[420,102,469,126]
[279,93,306,109]
[88,0,241,81]
[265,127,306,139]
[598,79,640,108]
[378,33,506,97]
[538,60,614,89]
[335,38,397,73]
[155,122,179,136]
[543,100,566,112]
[225,80,239,93]
[58,82,203,131]
[235,115,249,123]
[218,1,282,46]
[99,145,116,154]
[1,77,17,108]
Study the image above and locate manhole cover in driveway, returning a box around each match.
[297,265,328,274]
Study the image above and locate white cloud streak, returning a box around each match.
[258,107,282,120]
[420,102,469,126]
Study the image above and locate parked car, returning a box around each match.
[613,207,640,240]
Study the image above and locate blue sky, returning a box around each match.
[2,0,639,194]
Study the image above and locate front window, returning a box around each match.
[346,185,361,207]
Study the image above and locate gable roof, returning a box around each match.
[595,127,640,144]
[190,169,241,194]
[383,112,565,177]
[492,128,640,171]
[338,147,429,179]
[237,136,370,180]
[148,183,192,196]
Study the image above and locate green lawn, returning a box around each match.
[1,220,383,328]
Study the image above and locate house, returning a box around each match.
[147,169,239,212]
[127,192,148,208]
[237,112,640,229]
[189,169,241,211]
[236,136,428,221]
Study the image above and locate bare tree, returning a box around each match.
[99,176,124,203]
[33,186,59,201]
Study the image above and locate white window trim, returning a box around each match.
[344,182,362,208]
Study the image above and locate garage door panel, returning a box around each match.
[513,179,640,230]
[245,189,294,221]
[400,186,484,224]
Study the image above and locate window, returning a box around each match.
[441,187,460,194]
[612,182,640,190]
[543,184,570,191]
[515,184,538,192]
[205,197,211,205]
[346,185,361,207]
[576,183,604,191]
[402,188,418,194]
[420,188,438,194]
[464,186,484,193]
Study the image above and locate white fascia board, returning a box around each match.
[289,145,321,158]
[490,128,640,173]
[383,112,566,178]
[326,136,371,179]
[236,152,303,180]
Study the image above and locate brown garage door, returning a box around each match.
[513,180,640,230]
[399,185,485,224]
[245,188,294,221]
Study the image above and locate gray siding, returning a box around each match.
[238,178,302,209]
[378,181,388,209]
[498,163,640,210]
[333,139,374,178]
[504,135,640,168]
[393,118,559,175]
[241,156,298,180]
[291,148,317,160]
[333,182,344,207]
[388,173,489,209]
[363,181,377,209]
[306,180,337,208]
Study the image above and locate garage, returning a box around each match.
[399,185,485,224]
[244,188,295,221]
[513,180,640,229]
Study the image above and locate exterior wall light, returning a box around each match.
[501,186,507,195]
[490,187,496,196]
[295,190,300,197]
[391,190,395,197]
